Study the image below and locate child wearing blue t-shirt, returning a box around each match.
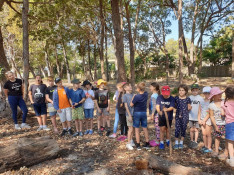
[156,85,175,149]
[131,82,149,150]
[149,82,160,146]
[69,79,86,137]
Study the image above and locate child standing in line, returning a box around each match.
[222,86,234,167]
[198,86,212,153]
[156,85,175,150]
[117,83,128,140]
[83,80,95,135]
[131,82,149,150]
[123,83,135,150]
[209,87,226,157]
[189,84,203,149]
[53,77,73,136]
[94,79,111,136]
[149,82,160,146]
[174,84,192,149]
[69,79,86,137]
[109,83,123,138]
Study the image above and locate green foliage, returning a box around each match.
[171,88,178,96]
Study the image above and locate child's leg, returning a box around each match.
[119,114,124,135]
[207,125,212,149]
[143,128,149,142]
[160,126,165,142]
[175,118,181,143]
[79,119,83,132]
[90,119,93,130]
[51,115,58,131]
[8,96,19,124]
[190,126,194,141]
[37,116,43,126]
[155,114,160,142]
[106,115,110,128]
[75,119,79,132]
[42,114,47,126]
[18,97,28,123]
[62,122,67,129]
[215,137,220,153]
[97,114,102,130]
[128,126,133,144]
[194,127,199,143]
[113,108,119,134]
[67,121,71,128]
[135,128,140,143]
[201,125,207,147]
[228,140,234,159]
[123,115,128,136]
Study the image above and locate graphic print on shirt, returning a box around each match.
[11,83,21,91]
[191,100,200,105]
[99,91,108,105]
[34,88,44,98]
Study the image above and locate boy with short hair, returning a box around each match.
[69,79,86,137]
[94,79,111,136]
[53,77,73,136]
[82,80,95,135]
[156,85,175,149]
[189,84,203,148]
[130,82,149,150]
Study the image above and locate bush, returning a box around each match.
[171,88,178,95]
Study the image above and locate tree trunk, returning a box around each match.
[99,0,106,81]
[133,0,141,50]
[22,0,30,100]
[125,1,135,88]
[94,44,97,80]
[44,44,51,77]
[54,44,61,77]
[29,64,36,78]
[111,0,127,82]
[87,40,93,81]
[232,37,234,78]
[0,137,60,173]
[61,41,71,83]
[198,33,203,72]
[105,25,109,81]
[40,66,46,78]
[178,0,183,84]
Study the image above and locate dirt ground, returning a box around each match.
[0,77,234,175]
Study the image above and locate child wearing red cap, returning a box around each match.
[156,85,175,149]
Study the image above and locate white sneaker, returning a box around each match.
[43,126,51,131]
[15,124,21,130]
[126,143,134,150]
[37,126,43,131]
[226,159,234,167]
[130,140,135,147]
[21,123,31,129]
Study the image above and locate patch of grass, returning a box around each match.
[226,78,234,84]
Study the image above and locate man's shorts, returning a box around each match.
[84,108,94,119]
[189,121,200,128]
[58,107,72,123]
[133,112,147,128]
[33,103,47,116]
[47,103,57,116]
[96,108,109,117]
[72,107,84,120]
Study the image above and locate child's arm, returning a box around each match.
[94,100,101,113]
[156,105,163,116]
[163,107,174,112]
[198,104,203,125]
[28,90,34,104]
[188,104,192,111]
[107,99,111,112]
[130,94,136,107]
[209,109,219,132]
[45,94,53,104]
[151,97,157,120]
[125,103,133,122]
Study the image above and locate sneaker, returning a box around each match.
[101,126,105,131]
[37,126,43,131]
[98,130,103,136]
[68,129,73,135]
[126,143,134,150]
[226,159,234,167]
[136,143,141,150]
[79,131,83,136]
[143,142,150,149]
[166,140,170,147]
[89,130,93,135]
[201,146,207,152]
[43,126,51,131]
[203,149,212,153]
[173,144,179,150]
[178,144,184,149]
[192,142,198,149]
[159,143,165,150]
[106,130,111,136]
[84,130,89,135]
[73,132,79,137]
[15,124,21,130]
[60,129,67,136]
[109,133,117,138]
[21,123,31,129]
[130,140,135,147]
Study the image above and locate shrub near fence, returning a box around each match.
[201,65,231,77]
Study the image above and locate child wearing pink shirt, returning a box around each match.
[221,86,234,167]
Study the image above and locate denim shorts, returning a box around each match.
[33,103,47,116]
[226,122,234,141]
[133,112,147,128]
[84,108,94,119]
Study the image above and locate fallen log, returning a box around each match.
[148,154,210,175]
[0,136,60,173]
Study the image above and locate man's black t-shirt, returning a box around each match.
[3,78,23,96]
[45,85,57,100]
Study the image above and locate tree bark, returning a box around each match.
[0,137,60,173]
[94,44,97,80]
[111,0,127,82]
[133,0,141,50]
[178,0,183,84]
[232,37,234,78]
[125,1,135,88]
[29,64,36,78]
[61,41,71,83]
[22,0,30,100]
[87,39,93,81]
[44,43,50,77]
[104,25,109,81]
[54,44,62,78]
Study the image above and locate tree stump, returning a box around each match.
[0,136,60,173]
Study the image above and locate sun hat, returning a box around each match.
[97,79,107,87]
[208,87,223,100]
[82,80,92,86]
[55,77,62,84]
[71,79,81,84]
[161,85,170,96]
[202,86,211,93]
[191,84,199,90]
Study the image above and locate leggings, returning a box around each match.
[175,116,188,138]
[154,114,160,140]
[119,114,128,136]
[8,96,28,124]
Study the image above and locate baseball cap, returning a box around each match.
[161,85,170,96]
[71,79,81,84]
[202,86,211,93]
[191,84,199,90]
[55,77,62,84]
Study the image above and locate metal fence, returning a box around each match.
[201,65,231,77]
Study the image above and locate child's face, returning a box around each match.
[203,92,210,99]
[191,88,199,96]
[73,83,80,89]
[57,81,63,87]
[150,85,155,92]
[35,76,42,84]
[163,95,170,99]
[48,80,54,87]
[213,94,222,101]
[179,88,186,97]
[117,86,123,92]
[85,84,91,89]
[99,83,105,89]
[124,85,132,92]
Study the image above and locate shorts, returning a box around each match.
[84,108,94,119]
[158,117,172,128]
[33,103,47,116]
[213,125,225,138]
[126,115,133,127]
[226,122,234,141]
[97,108,109,117]
[201,117,212,126]
[133,112,147,128]
[58,107,72,122]
[72,107,84,120]
[189,121,200,128]
[47,103,57,116]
